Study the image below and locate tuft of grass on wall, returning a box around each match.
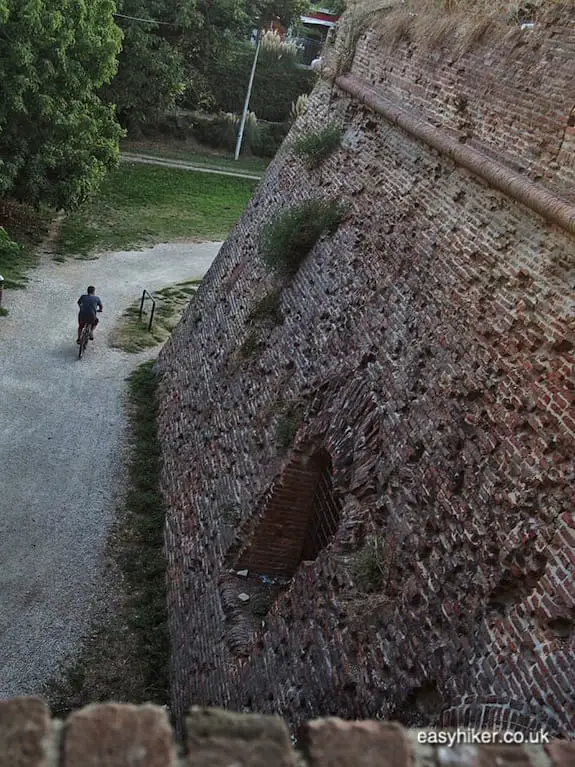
[275,399,307,452]
[260,199,346,278]
[239,329,263,358]
[248,286,284,325]
[350,536,387,593]
[293,123,344,169]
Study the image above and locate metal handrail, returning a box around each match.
[139,289,156,332]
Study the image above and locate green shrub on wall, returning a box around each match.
[260,199,347,277]
[293,122,344,168]
[201,42,317,124]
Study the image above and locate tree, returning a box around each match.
[104,0,191,133]
[0,0,123,210]
[105,0,311,132]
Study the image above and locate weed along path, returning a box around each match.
[0,240,220,699]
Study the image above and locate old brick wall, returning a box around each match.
[156,3,575,738]
[3,698,574,767]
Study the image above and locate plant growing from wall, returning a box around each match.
[248,286,284,325]
[240,329,263,358]
[290,94,309,123]
[293,122,344,169]
[260,198,346,277]
[350,535,386,593]
[275,399,307,452]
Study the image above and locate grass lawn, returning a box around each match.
[109,279,200,353]
[122,138,269,175]
[56,162,258,258]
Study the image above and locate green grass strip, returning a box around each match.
[56,163,257,257]
[122,360,169,704]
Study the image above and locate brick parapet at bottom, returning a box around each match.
[1,698,574,767]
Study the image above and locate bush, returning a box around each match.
[0,226,27,289]
[260,199,346,276]
[200,41,317,123]
[293,122,343,168]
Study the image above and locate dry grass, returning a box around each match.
[336,0,568,67]
[108,280,200,353]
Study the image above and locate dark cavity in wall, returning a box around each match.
[221,450,342,656]
[235,448,341,577]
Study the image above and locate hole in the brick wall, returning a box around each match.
[487,556,547,616]
[543,611,575,639]
[222,449,342,637]
[452,469,465,495]
[551,338,573,354]
[389,682,442,728]
[408,441,425,463]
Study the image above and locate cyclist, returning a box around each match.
[77,285,103,344]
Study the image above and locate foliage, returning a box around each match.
[276,399,306,451]
[351,536,386,592]
[0,227,29,290]
[108,280,200,353]
[122,360,170,702]
[240,329,263,358]
[0,0,123,209]
[187,112,290,158]
[276,414,300,450]
[56,164,257,257]
[107,0,310,134]
[324,0,346,13]
[259,198,346,276]
[290,94,309,122]
[103,5,185,134]
[203,40,317,123]
[293,122,343,168]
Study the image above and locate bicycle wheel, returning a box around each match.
[78,325,89,359]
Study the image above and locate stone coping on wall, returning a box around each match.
[328,72,575,237]
[1,697,573,767]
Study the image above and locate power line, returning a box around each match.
[113,12,175,26]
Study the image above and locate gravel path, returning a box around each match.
[120,152,263,180]
[0,240,220,698]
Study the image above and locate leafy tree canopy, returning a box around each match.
[0,0,123,209]
[107,0,310,132]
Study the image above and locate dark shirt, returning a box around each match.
[78,294,102,320]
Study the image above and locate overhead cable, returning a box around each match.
[113,12,175,26]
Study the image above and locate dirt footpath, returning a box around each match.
[0,240,220,698]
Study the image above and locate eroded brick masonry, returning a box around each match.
[156,3,575,737]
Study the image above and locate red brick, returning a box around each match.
[0,698,50,767]
[155,3,575,738]
[546,741,575,767]
[185,707,295,766]
[63,703,175,767]
[303,719,412,767]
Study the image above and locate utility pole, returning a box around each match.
[234,31,261,161]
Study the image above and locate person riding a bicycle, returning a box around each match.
[77,286,103,344]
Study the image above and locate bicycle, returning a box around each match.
[77,309,101,359]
